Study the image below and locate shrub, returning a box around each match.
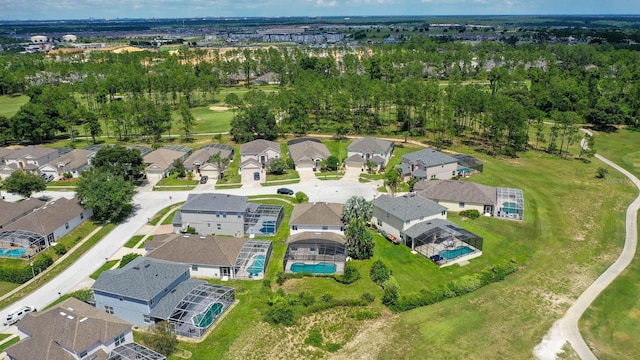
[320,293,334,303]
[305,328,323,348]
[63,172,73,179]
[370,260,391,285]
[335,261,360,284]
[382,282,399,307]
[53,244,67,256]
[70,288,94,303]
[596,167,608,178]
[325,343,342,352]
[459,209,481,219]
[184,226,196,234]
[350,308,380,320]
[263,279,271,289]
[295,191,309,204]
[119,253,141,268]
[360,292,375,304]
[138,322,178,356]
[265,301,296,325]
[298,291,316,307]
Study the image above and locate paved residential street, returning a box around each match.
[0,179,379,332]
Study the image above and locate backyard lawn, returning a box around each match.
[0,95,29,118]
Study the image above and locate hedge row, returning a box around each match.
[389,259,519,312]
[0,254,54,284]
[276,266,361,286]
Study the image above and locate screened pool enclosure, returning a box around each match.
[0,230,50,260]
[402,219,483,265]
[284,232,346,275]
[496,187,524,221]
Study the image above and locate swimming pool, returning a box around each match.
[290,262,337,274]
[192,302,224,329]
[247,255,266,276]
[439,246,475,260]
[0,247,27,258]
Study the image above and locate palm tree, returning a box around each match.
[208,152,230,180]
[342,196,372,225]
[384,167,402,198]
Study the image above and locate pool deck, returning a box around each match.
[284,261,345,275]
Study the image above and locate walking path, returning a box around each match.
[534,133,640,359]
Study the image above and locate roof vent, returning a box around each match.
[67,315,74,320]
[79,317,88,323]
[133,266,140,270]
[59,311,67,316]
[144,263,150,268]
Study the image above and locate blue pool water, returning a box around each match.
[247,255,266,276]
[259,221,276,234]
[192,302,224,328]
[439,246,475,260]
[0,247,27,258]
[290,262,337,274]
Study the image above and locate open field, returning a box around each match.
[164,138,635,359]
[0,95,29,118]
[578,127,640,360]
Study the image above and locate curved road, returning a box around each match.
[535,137,640,359]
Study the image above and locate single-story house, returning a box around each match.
[39,149,94,180]
[145,233,272,280]
[93,256,235,339]
[5,297,165,360]
[415,180,497,215]
[289,202,344,235]
[372,193,447,241]
[2,197,93,258]
[143,147,191,177]
[288,138,330,170]
[172,193,284,237]
[0,198,44,229]
[399,148,459,181]
[183,144,234,180]
[345,137,394,170]
[1,146,60,179]
[239,139,280,183]
[284,232,346,275]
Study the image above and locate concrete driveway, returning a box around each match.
[297,167,319,183]
[343,166,363,182]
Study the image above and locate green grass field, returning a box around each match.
[168,136,635,359]
[0,95,29,118]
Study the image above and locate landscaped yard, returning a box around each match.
[169,136,635,359]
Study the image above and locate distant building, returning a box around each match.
[61,34,77,42]
[30,35,48,43]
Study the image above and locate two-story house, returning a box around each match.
[0,146,60,179]
[5,297,165,360]
[239,139,280,183]
[372,193,447,242]
[289,202,344,235]
[345,137,394,170]
[172,193,248,236]
[399,148,459,181]
[93,257,235,339]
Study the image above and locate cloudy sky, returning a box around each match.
[2,0,639,21]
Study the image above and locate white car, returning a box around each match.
[3,305,36,326]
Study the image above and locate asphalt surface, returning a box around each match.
[0,179,380,331]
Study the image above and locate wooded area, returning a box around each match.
[1,37,638,156]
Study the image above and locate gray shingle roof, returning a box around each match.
[0,198,44,228]
[287,231,346,245]
[373,193,447,221]
[403,218,462,238]
[348,137,393,155]
[46,149,93,170]
[92,257,189,301]
[180,193,248,213]
[240,139,280,155]
[4,198,86,236]
[146,234,248,267]
[290,203,343,227]
[288,140,330,162]
[402,148,457,168]
[7,298,130,360]
[183,146,233,171]
[5,146,59,161]
[143,148,188,171]
[414,180,497,206]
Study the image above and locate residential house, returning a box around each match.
[173,193,248,236]
[239,139,280,183]
[39,149,94,180]
[399,148,459,181]
[5,297,165,360]
[288,138,330,170]
[289,202,344,235]
[145,233,272,280]
[3,197,93,257]
[143,147,190,177]
[93,257,235,338]
[184,144,234,180]
[0,148,14,165]
[284,232,346,275]
[345,137,394,170]
[371,193,447,241]
[0,146,60,179]
[0,198,44,229]
[172,193,284,237]
[415,180,497,215]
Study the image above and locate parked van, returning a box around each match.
[3,305,36,326]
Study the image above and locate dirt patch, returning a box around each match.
[328,309,396,360]
[209,105,230,111]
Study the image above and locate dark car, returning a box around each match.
[200,175,209,184]
[277,188,294,195]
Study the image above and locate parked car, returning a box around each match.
[4,305,36,326]
[200,175,209,184]
[277,188,294,195]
